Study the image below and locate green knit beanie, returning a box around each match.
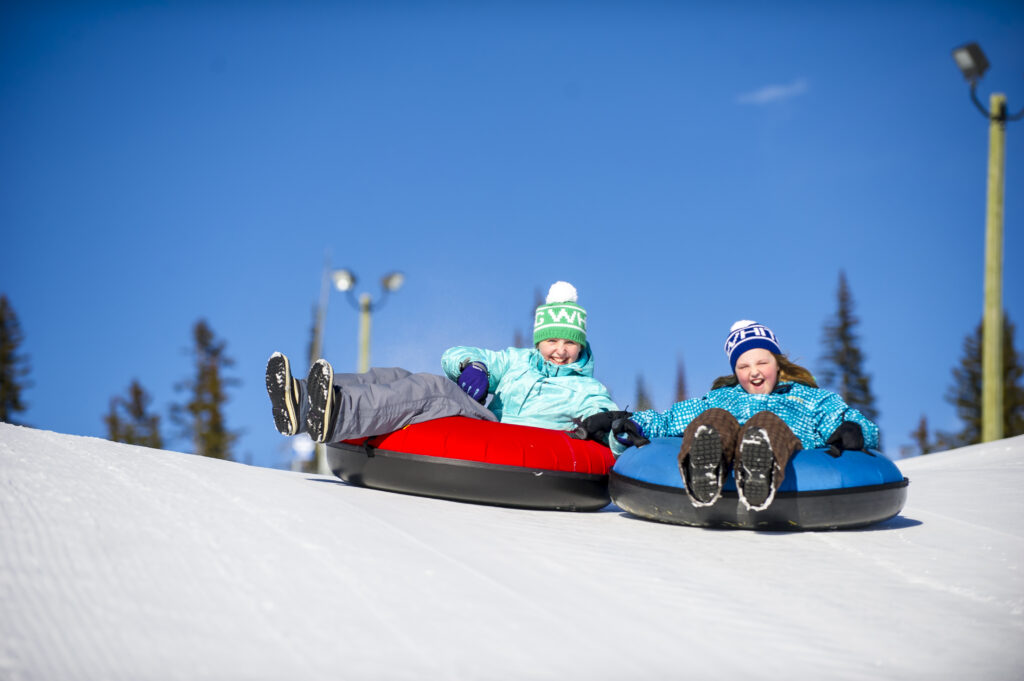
[533,281,587,346]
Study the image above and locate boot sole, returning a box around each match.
[685,427,724,505]
[265,353,299,436]
[738,430,774,509]
[306,360,335,443]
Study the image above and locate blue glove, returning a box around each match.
[457,361,489,404]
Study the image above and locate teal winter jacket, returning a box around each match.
[619,381,880,457]
[441,344,619,433]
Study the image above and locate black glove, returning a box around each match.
[611,417,650,449]
[578,411,632,443]
[825,421,864,457]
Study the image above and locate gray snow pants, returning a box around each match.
[298,367,497,443]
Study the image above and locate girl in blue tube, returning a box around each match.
[588,320,879,511]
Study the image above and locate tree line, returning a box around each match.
[2,280,1023,461]
[1,294,239,460]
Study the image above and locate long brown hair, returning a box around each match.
[710,353,818,390]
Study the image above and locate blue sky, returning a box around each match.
[2,0,1022,468]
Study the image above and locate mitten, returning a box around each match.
[825,421,865,457]
[612,417,650,448]
[457,362,489,404]
[579,411,632,443]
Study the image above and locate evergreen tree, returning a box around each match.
[514,288,544,348]
[820,271,878,421]
[0,294,31,425]
[172,319,239,460]
[905,414,934,457]
[105,380,164,449]
[674,355,688,402]
[942,315,1024,446]
[635,375,653,411]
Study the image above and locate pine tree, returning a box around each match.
[514,288,544,348]
[172,319,239,460]
[635,375,653,411]
[0,294,31,425]
[906,414,933,457]
[674,355,688,402]
[942,315,1024,446]
[105,380,164,449]
[820,270,879,421]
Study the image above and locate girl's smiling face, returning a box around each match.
[734,348,779,394]
[537,338,581,365]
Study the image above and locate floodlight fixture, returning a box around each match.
[332,269,356,292]
[952,42,989,84]
[951,42,1024,124]
[382,272,405,292]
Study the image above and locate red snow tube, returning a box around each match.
[325,416,615,511]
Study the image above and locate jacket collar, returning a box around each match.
[530,343,595,378]
[735,380,794,395]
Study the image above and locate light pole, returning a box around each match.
[305,255,349,475]
[303,262,403,474]
[952,42,1023,442]
[304,260,403,473]
[332,269,405,373]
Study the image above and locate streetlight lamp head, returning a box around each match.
[382,272,405,292]
[952,42,990,84]
[332,269,356,292]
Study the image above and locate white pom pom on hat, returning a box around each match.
[730,319,757,332]
[545,281,578,304]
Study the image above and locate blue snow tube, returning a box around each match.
[609,437,909,530]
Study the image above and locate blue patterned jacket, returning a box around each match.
[620,381,880,457]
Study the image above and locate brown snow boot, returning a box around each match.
[678,408,739,507]
[735,411,801,511]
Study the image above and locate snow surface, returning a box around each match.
[2,423,1022,681]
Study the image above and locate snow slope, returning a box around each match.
[2,423,1022,681]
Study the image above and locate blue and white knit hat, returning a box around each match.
[724,320,781,370]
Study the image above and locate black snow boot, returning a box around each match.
[265,352,302,436]
[305,359,339,444]
[736,426,777,511]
